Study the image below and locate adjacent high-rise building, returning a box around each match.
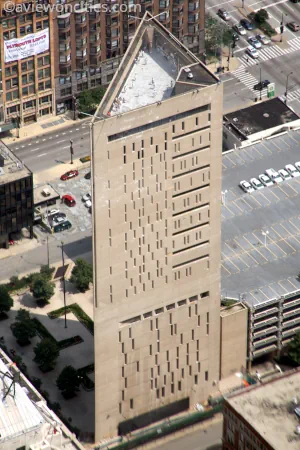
[91,13,223,440]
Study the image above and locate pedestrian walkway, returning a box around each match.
[280,87,300,104]
[231,67,268,97]
[238,37,300,68]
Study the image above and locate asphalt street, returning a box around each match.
[8,120,91,173]
[153,420,222,450]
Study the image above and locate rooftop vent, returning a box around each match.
[263,113,270,118]
[184,67,191,73]
[233,118,238,122]
[187,72,193,79]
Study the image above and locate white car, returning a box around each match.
[265,168,283,183]
[294,161,300,172]
[233,24,246,36]
[82,193,91,202]
[278,168,291,181]
[47,209,59,216]
[53,216,65,224]
[285,164,300,177]
[256,34,270,45]
[250,177,264,190]
[248,36,262,49]
[85,199,92,208]
[246,46,259,59]
[258,174,273,187]
[239,180,255,193]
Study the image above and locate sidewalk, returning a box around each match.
[2,113,89,145]
[33,158,90,186]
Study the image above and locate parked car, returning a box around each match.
[53,221,72,233]
[250,177,264,190]
[47,209,59,217]
[60,169,79,181]
[240,19,255,30]
[85,199,92,208]
[294,162,300,172]
[82,193,91,202]
[258,174,273,187]
[218,8,230,20]
[248,36,262,49]
[84,172,91,180]
[287,22,300,32]
[52,212,66,221]
[285,164,300,177]
[246,46,259,59]
[62,194,76,207]
[256,34,270,45]
[53,216,66,224]
[239,180,255,193]
[254,80,270,90]
[278,168,292,181]
[265,168,283,183]
[233,23,246,35]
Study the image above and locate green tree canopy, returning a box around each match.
[31,275,54,304]
[70,258,93,293]
[254,9,269,24]
[0,285,13,316]
[56,365,81,398]
[40,265,55,281]
[288,332,300,365]
[34,338,59,371]
[205,14,234,55]
[77,87,106,116]
[11,309,36,345]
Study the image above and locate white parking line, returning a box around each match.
[62,145,69,149]
[37,153,47,157]
[56,140,66,144]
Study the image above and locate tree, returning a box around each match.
[288,332,300,365]
[11,309,36,345]
[56,365,81,399]
[40,265,55,281]
[205,14,233,57]
[0,285,13,318]
[34,338,59,372]
[31,275,54,304]
[77,86,106,115]
[255,9,269,24]
[70,258,93,292]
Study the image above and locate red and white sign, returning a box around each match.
[4,28,49,63]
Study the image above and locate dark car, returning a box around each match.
[240,19,255,30]
[53,220,72,233]
[60,169,79,181]
[254,80,270,90]
[62,194,76,207]
[84,172,91,180]
[218,8,230,21]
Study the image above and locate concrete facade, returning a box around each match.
[92,14,223,440]
[220,304,248,379]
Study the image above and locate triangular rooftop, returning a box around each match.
[95,12,219,119]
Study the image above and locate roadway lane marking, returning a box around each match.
[207,0,234,9]
[37,153,47,157]
[253,0,289,11]
[30,147,40,152]
[42,139,46,141]
[56,140,66,144]
[56,135,59,137]
[76,128,79,131]
[62,132,66,135]
[62,145,69,149]
[28,143,31,146]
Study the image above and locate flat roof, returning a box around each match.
[220,303,247,317]
[221,129,300,307]
[227,370,300,449]
[224,97,299,139]
[34,183,60,206]
[0,140,31,185]
[0,357,44,441]
[98,12,218,118]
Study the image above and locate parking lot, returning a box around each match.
[221,129,300,306]
[35,168,92,242]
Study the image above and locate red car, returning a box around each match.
[60,170,79,181]
[62,194,76,207]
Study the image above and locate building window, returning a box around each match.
[130,399,133,409]
[205,371,208,381]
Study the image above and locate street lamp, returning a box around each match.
[285,72,293,105]
[61,241,67,329]
[70,139,74,165]
[262,230,269,247]
[221,190,228,206]
[256,63,262,101]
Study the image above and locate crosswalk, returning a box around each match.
[231,67,268,97]
[237,37,300,67]
[280,87,300,103]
